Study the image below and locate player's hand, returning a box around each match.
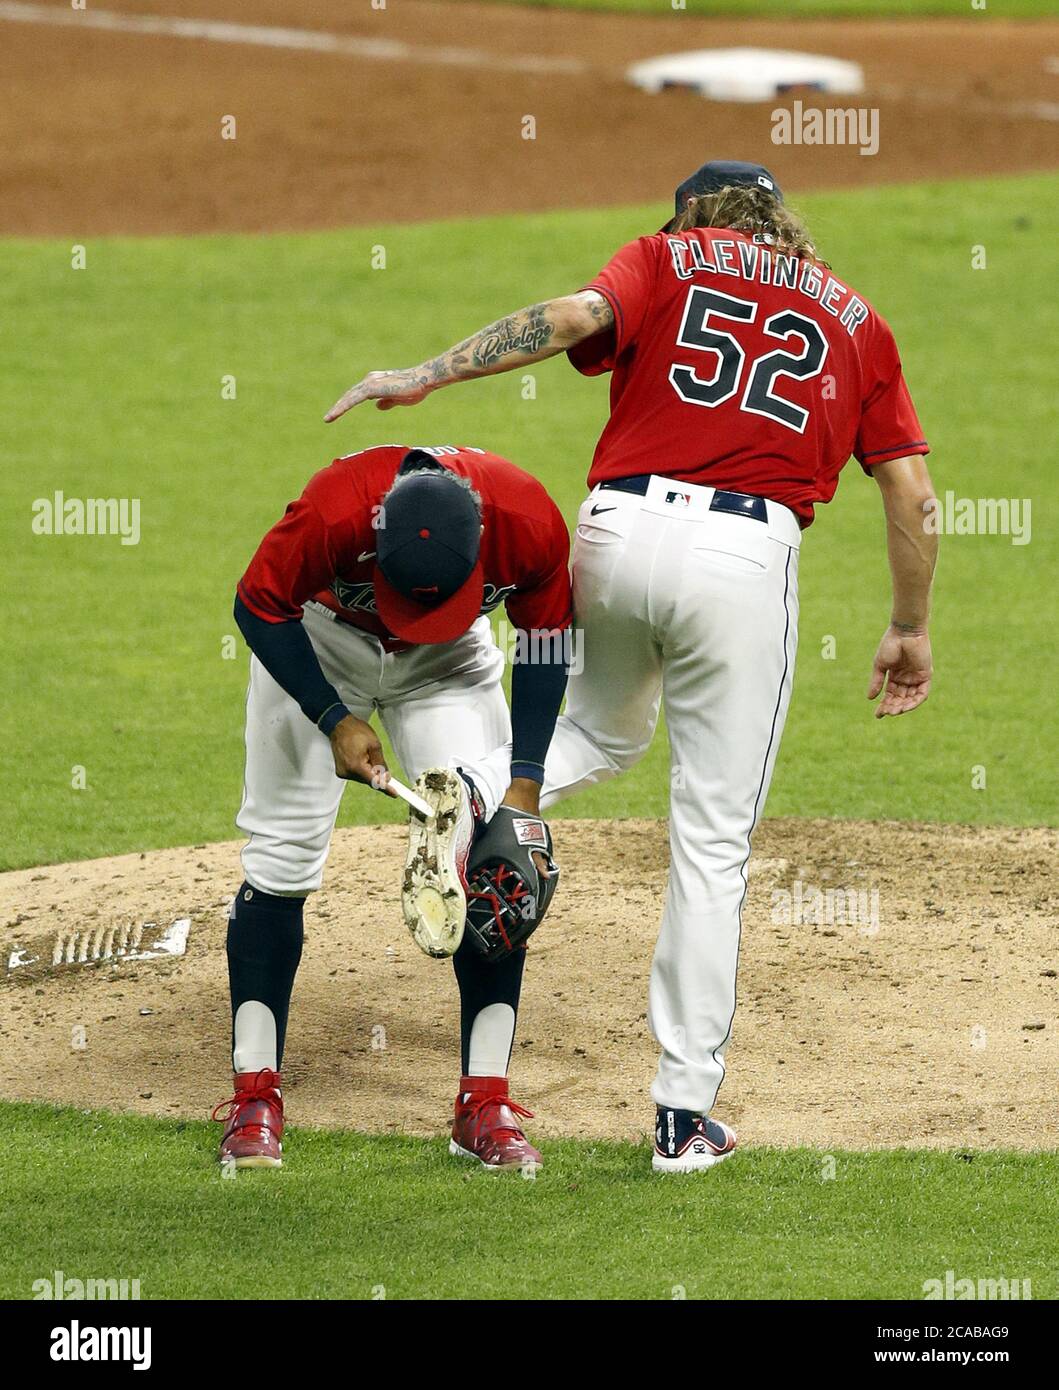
[500,777,554,875]
[867,626,933,718]
[329,714,395,791]
[324,368,433,422]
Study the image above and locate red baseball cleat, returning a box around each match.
[212,1068,284,1169]
[450,1075,542,1171]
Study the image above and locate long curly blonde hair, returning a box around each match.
[671,185,827,266]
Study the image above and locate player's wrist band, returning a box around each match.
[510,761,545,785]
[317,703,352,737]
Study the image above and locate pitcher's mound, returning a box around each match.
[1,819,1055,1150]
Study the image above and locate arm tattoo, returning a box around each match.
[419,295,608,388]
[586,294,615,331]
[473,307,554,368]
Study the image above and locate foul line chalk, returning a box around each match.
[0,2,590,77]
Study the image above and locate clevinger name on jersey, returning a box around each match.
[666,233,870,338]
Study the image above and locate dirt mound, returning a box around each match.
[2,818,1055,1150]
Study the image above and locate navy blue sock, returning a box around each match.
[226,882,304,1071]
[452,939,527,1075]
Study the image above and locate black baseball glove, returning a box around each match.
[463,806,560,963]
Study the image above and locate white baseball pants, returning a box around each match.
[473,475,802,1114]
[238,604,512,895]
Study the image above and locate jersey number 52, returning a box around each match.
[669,287,828,435]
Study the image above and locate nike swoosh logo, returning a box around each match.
[357,551,376,563]
[590,505,617,516]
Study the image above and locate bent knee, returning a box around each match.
[562,713,652,775]
[241,834,329,896]
[603,738,651,774]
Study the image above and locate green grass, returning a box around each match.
[1,171,1056,871]
[2,1101,1055,1300]
[465,0,1056,18]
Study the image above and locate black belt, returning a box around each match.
[598,475,769,522]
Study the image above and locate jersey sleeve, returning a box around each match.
[567,236,661,377]
[237,467,352,622]
[504,500,572,633]
[854,318,929,471]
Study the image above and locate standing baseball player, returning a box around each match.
[325,160,938,1172]
[213,445,569,1170]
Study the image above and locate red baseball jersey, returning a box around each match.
[238,445,572,650]
[568,229,929,525]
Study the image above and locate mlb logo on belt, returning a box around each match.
[665,490,692,507]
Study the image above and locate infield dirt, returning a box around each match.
[2,817,1055,1150]
[1,0,1057,235]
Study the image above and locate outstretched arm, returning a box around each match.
[324,290,614,421]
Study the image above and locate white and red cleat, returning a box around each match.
[402,768,477,957]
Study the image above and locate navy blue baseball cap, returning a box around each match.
[373,451,484,643]
[665,160,782,231]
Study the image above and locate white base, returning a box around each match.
[628,47,865,102]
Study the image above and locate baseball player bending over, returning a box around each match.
[326,160,938,1173]
[214,446,569,1170]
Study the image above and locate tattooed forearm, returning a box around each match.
[473,309,554,368]
[419,303,557,384]
[323,291,615,422]
[417,292,613,389]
